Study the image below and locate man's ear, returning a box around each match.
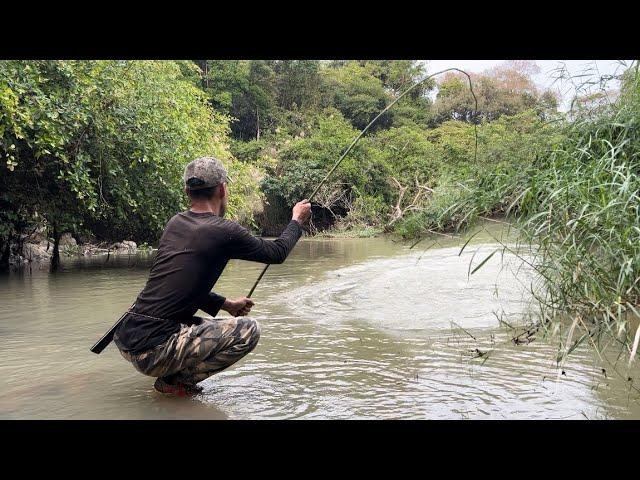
[218,183,227,198]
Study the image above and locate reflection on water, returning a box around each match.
[1,221,639,419]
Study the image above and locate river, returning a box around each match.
[1,221,639,419]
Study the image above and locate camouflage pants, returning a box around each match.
[119,316,261,385]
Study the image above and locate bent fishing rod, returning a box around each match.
[246,67,478,298]
[91,67,477,354]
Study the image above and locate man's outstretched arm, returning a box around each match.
[228,199,311,264]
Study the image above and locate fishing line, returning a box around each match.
[247,67,479,298]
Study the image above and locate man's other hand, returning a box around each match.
[292,199,311,224]
[222,297,255,317]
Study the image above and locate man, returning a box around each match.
[114,156,311,396]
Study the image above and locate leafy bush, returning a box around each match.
[261,108,370,205]
[338,194,388,228]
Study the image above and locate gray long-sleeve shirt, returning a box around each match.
[114,210,302,354]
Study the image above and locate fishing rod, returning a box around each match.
[246,67,478,298]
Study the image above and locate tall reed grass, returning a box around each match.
[406,62,639,370]
[514,64,640,366]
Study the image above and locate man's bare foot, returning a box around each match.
[153,378,203,397]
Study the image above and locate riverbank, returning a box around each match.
[7,231,153,270]
[6,215,507,271]
[313,225,383,238]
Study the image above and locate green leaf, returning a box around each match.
[470,250,497,275]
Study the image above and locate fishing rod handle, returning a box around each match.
[89,302,135,354]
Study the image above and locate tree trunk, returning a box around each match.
[0,237,10,273]
[199,60,209,91]
[256,107,260,140]
[50,225,61,273]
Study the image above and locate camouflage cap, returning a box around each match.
[183,157,229,190]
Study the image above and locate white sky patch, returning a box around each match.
[421,60,635,111]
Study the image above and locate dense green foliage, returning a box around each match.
[0,60,259,269]
[392,110,564,236]
[0,59,561,271]
[390,64,640,362]
[215,60,558,233]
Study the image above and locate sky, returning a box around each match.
[422,60,635,111]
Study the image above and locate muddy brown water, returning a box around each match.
[1,221,639,419]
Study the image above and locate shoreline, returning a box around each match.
[7,215,512,270]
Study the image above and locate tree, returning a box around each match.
[0,60,258,271]
[431,61,557,125]
[321,61,394,131]
[360,60,434,127]
[261,108,389,223]
[0,60,101,270]
[272,60,323,111]
[198,60,280,141]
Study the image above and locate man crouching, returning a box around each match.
[114,157,311,396]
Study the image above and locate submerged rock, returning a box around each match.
[110,240,137,253]
[7,234,143,266]
[21,241,52,262]
[59,233,77,247]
